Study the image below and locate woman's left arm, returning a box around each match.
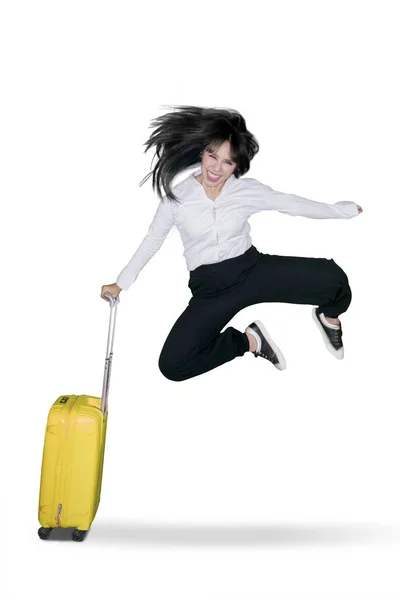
[248,179,363,219]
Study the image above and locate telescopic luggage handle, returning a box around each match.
[101,293,120,414]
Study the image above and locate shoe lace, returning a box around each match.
[330,327,343,347]
[255,350,274,361]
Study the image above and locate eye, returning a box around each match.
[208,153,233,165]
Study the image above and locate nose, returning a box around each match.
[212,163,223,173]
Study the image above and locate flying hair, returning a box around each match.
[139,105,260,203]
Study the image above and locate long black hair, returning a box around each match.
[139,105,260,203]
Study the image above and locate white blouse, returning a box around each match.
[116,168,359,291]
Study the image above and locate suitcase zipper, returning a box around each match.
[55,503,63,527]
[58,395,79,527]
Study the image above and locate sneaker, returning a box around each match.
[312,308,344,359]
[245,320,286,370]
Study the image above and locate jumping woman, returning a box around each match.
[101,105,363,381]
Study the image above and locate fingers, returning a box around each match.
[100,284,120,301]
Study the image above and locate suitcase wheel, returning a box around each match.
[38,527,53,540]
[72,528,88,542]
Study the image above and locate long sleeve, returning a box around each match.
[116,198,175,291]
[247,179,359,219]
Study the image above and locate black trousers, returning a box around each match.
[158,245,352,382]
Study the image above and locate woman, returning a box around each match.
[101,105,362,381]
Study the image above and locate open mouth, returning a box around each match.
[207,170,220,182]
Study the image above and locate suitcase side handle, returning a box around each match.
[101,293,120,414]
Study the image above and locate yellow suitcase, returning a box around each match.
[38,293,119,542]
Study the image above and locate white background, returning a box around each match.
[2,1,400,599]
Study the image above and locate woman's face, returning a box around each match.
[200,140,237,188]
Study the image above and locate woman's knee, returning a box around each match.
[328,259,352,312]
[329,259,351,288]
[158,352,188,382]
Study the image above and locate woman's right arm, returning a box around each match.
[114,198,175,292]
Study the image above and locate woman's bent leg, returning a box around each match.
[158,294,249,382]
[244,254,352,318]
